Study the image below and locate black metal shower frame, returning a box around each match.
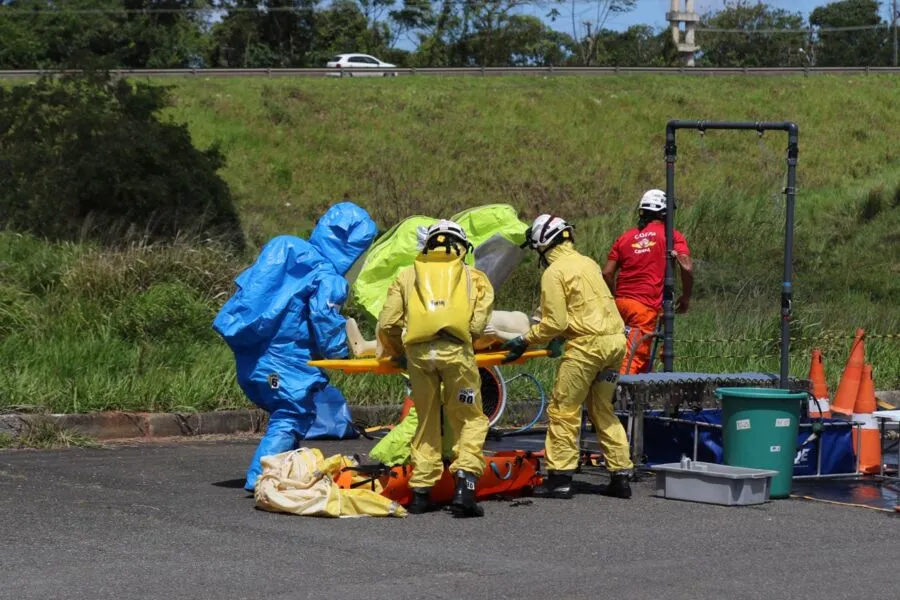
[663,120,799,389]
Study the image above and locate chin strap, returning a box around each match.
[422,234,473,257]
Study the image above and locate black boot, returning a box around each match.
[532,472,574,499]
[603,471,632,499]
[451,470,484,517]
[408,488,435,514]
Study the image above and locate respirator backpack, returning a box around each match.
[403,252,473,346]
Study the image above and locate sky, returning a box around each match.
[517,0,892,35]
[390,0,840,52]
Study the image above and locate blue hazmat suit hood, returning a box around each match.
[310,202,379,276]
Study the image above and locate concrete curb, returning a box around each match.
[1,391,896,442]
[0,405,404,441]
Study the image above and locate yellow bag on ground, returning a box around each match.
[404,252,473,346]
[254,448,407,518]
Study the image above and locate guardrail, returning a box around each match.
[2,66,900,79]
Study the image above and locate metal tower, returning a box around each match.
[667,0,700,66]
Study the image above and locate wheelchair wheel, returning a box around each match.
[479,366,507,427]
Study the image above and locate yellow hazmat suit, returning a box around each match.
[377,251,494,489]
[254,448,407,518]
[524,242,634,474]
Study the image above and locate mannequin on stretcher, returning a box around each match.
[345,310,537,357]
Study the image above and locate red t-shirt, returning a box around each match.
[608,221,690,310]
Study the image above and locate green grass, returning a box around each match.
[0,421,100,449]
[1,75,899,414]
[164,75,900,242]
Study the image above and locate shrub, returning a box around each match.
[0,70,244,249]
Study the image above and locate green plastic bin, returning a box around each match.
[715,387,806,499]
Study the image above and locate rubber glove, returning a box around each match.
[390,355,408,370]
[547,337,565,358]
[501,336,528,364]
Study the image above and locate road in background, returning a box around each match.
[2,66,900,79]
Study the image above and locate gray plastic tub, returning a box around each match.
[654,459,780,506]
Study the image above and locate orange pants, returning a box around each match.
[616,298,659,374]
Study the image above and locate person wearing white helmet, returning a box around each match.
[502,214,634,499]
[602,189,693,375]
[376,220,494,517]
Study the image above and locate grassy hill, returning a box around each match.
[1,75,898,414]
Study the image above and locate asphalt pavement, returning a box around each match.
[1,436,897,600]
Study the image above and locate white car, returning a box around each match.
[326,54,398,77]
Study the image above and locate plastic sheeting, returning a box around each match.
[351,204,528,319]
[791,478,900,513]
[213,202,378,446]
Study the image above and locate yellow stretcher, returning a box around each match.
[309,349,549,375]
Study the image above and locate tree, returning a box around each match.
[697,1,807,67]
[590,24,676,66]
[0,1,210,69]
[810,0,890,66]
[308,1,375,64]
[308,0,408,65]
[564,0,637,66]
[209,0,317,68]
[389,0,436,50]
[397,1,573,67]
[0,71,244,248]
[458,13,574,66]
[501,15,574,66]
[118,1,212,68]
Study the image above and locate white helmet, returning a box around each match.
[639,189,667,213]
[525,214,573,251]
[422,219,471,254]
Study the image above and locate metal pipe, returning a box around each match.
[648,413,861,479]
[667,120,797,132]
[815,428,823,477]
[693,422,699,461]
[792,473,864,480]
[624,330,660,374]
[894,0,898,67]
[663,120,798,385]
[663,124,678,372]
[781,123,799,388]
[648,414,853,430]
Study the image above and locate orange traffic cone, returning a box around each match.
[831,329,865,417]
[851,364,882,474]
[807,349,831,418]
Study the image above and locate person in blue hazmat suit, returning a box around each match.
[213,202,378,492]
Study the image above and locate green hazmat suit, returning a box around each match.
[369,407,456,466]
[352,204,528,319]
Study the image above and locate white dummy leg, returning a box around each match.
[345,318,377,357]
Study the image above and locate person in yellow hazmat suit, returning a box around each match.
[502,215,634,500]
[376,220,495,517]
